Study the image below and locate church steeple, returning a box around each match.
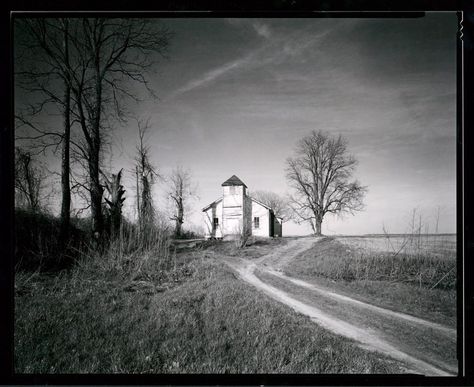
[221,175,247,188]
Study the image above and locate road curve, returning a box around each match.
[224,237,457,376]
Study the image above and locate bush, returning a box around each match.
[74,219,174,282]
[15,209,88,272]
[174,229,204,240]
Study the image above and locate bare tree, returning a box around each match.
[251,190,293,222]
[69,18,171,241]
[14,148,46,212]
[286,130,367,235]
[16,18,172,242]
[167,167,196,238]
[15,18,74,241]
[134,118,159,233]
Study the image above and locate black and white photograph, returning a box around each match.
[12,13,459,377]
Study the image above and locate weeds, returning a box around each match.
[284,236,456,326]
[288,237,455,290]
[15,258,405,373]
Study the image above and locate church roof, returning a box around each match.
[221,175,247,188]
[201,197,222,212]
[249,196,272,211]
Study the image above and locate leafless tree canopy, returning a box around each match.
[251,190,292,222]
[15,18,172,241]
[286,130,367,235]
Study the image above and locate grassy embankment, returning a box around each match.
[15,213,406,373]
[283,236,456,327]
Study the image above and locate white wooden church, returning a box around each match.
[202,175,283,239]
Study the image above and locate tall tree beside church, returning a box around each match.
[286,130,367,235]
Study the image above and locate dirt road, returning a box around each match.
[224,237,457,376]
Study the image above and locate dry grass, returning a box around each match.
[288,237,456,290]
[201,237,290,259]
[15,255,406,373]
[338,234,456,259]
[284,237,456,326]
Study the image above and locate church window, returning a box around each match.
[254,217,260,229]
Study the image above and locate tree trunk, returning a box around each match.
[90,31,104,243]
[23,155,37,212]
[59,19,71,244]
[59,86,71,243]
[136,166,140,219]
[139,174,154,230]
[105,170,124,240]
[89,147,103,241]
[175,199,183,237]
[314,216,323,236]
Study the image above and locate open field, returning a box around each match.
[283,237,456,327]
[224,237,457,375]
[15,234,457,374]
[337,234,456,258]
[285,236,456,289]
[15,240,406,373]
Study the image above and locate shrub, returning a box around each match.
[74,218,174,282]
[173,229,204,240]
[15,209,87,272]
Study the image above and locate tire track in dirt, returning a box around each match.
[224,237,457,376]
[263,268,456,337]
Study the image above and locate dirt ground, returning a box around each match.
[224,237,458,376]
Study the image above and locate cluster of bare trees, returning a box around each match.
[15,19,366,244]
[15,18,172,246]
[132,121,197,239]
[251,190,292,223]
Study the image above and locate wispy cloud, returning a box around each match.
[170,25,332,98]
[251,20,272,39]
[225,18,272,39]
[171,57,250,97]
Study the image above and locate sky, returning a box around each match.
[15,14,458,235]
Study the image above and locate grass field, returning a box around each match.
[15,242,406,373]
[337,234,456,258]
[15,223,457,374]
[284,236,456,327]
